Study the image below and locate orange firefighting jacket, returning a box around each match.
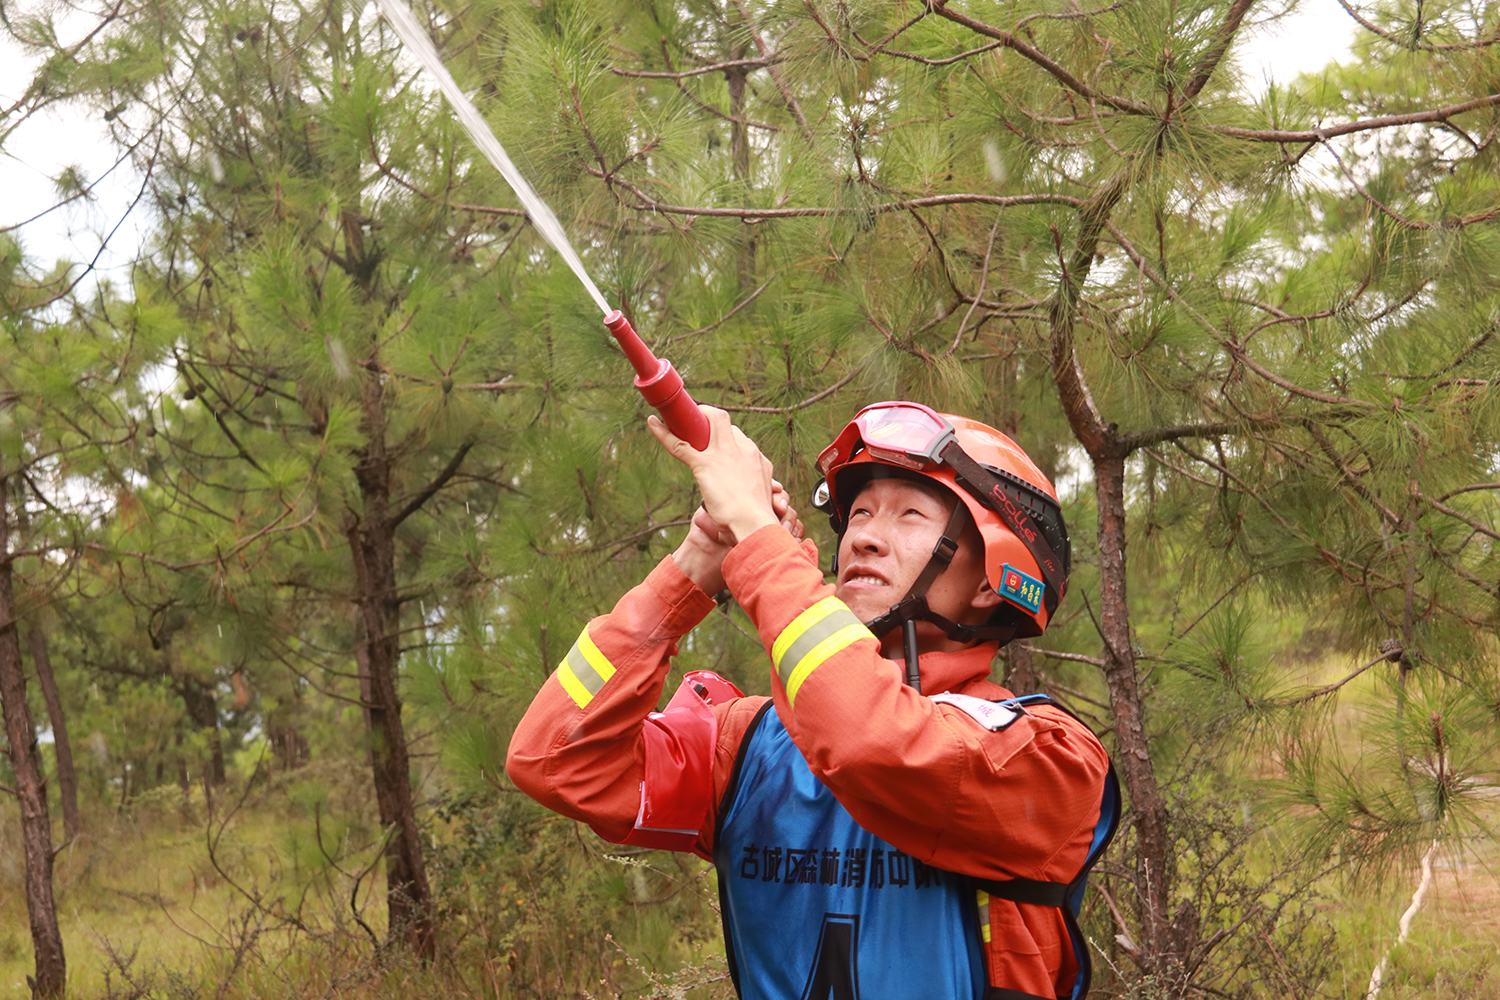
[507,525,1111,998]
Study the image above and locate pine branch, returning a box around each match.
[390,441,474,529]
[1335,0,1500,52]
[876,0,1125,68]
[731,0,814,140]
[943,214,1002,358]
[717,358,871,414]
[1018,645,1104,668]
[1304,425,1403,528]
[1415,491,1500,542]
[1276,650,1395,706]
[597,170,1086,218]
[0,0,130,140]
[1207,93,1500,142]
[610,56,781,79]
[652,38,784,132]
[1181,0,1256,102]
[1121,420,1261,451]
[1104,221,1378,410]
[1319,138,1500,230]
[875,39,1004,66]
[927,3,1153,116]
[665,277,776,344]
[1438,482,1500,501]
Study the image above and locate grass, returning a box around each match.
[0,760,730,1000]
[1321,827,1500,1000]
[2,646,1495,998]
[0,778,393,998]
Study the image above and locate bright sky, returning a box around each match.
[0,3,1360,289]
[0,38,148,291]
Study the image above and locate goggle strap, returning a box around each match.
[937,441,1066,615]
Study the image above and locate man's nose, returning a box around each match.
[845,515,890,554]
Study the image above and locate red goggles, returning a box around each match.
[817,401,957,475]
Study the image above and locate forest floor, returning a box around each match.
[2,655,1497,999]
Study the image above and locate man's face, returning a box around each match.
[834,477,996,652]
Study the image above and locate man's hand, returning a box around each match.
[671,506,734,594]
[672,483,804,595]
[648,406,781,544]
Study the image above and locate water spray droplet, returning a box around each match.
[983,139,1006,184]
[326,335,353,380]
[376,0,613,316]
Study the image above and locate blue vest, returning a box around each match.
[714,703,987,1000]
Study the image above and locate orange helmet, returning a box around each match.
[814,401,1069,640]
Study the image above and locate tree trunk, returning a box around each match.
[997,359,1040,696]
[348,374,434,958]
[1095,450,1179,976]
[722,8,757,298]
[0,473,66,998]
[271,722,309,772]
[26,626,79,843]
[1002,643,1038,695]
[1046,174,1182,982]
[179,676,225,785]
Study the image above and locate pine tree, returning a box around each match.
[7,0,1500,991]
[0,242,170,998]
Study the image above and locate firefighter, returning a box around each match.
[508,402,1116,1000]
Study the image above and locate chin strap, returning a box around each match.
[902,620,921,693]
[860,504,1021,689]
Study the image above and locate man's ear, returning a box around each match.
[971,578,1004,611]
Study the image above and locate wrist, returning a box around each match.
[671,539,728,595]
[727,512,778,545]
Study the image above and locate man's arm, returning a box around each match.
[722,525,1110,882]
[505,553,720,844]
[506,487,803,854]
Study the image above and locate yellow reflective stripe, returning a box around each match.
[556,627,617,709]
[772,598,871,707]
[556,664,594,708]
[771,598,846,665]
[785,625,869,704]
[977,889,991,943]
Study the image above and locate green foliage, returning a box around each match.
[5,0,1500,994]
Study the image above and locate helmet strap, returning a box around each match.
[866,593,1021,650]
[858,503,1008,689]
[899,501,969,605]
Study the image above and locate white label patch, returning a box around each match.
[930,692,1022,731]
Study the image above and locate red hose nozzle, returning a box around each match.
[604,310,710,451]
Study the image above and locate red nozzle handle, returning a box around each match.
[604,310,710,451]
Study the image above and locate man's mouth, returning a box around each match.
[842,569,889,587]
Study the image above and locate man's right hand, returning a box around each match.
[672,482,804,596]
[649,406,781,544]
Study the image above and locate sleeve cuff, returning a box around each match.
[722,526,828,608]
[641,553,720,637]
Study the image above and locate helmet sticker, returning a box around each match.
[998,563,1045,614]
